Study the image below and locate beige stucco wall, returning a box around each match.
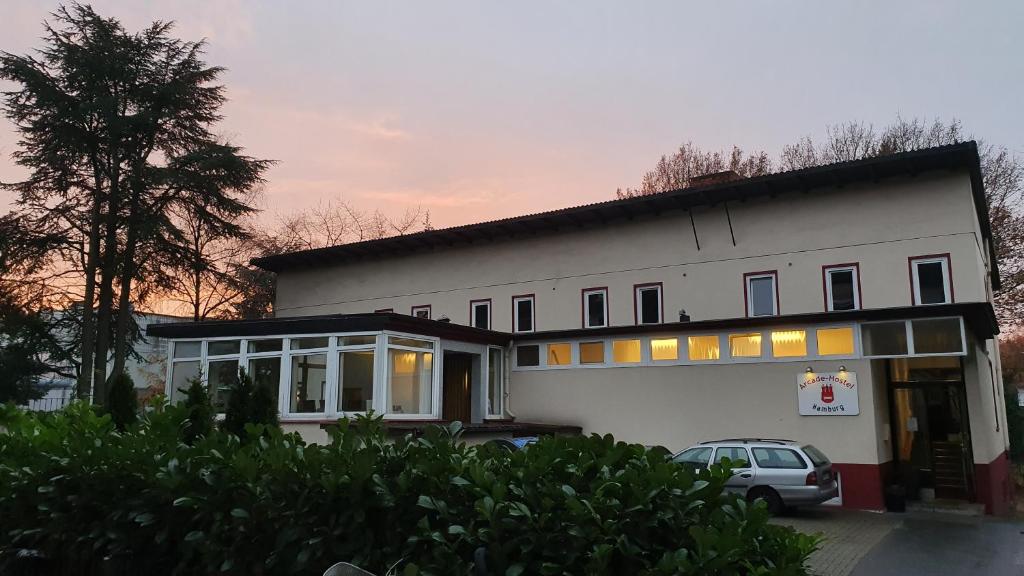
[274,172,990,329]
[509,359,884,464]
[964,337,1010,464]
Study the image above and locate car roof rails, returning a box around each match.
[700,438,796,445]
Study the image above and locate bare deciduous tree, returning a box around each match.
[621,117,1024,328]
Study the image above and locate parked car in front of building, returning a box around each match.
[673,439,838,514]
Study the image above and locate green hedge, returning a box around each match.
[0,402,817,575]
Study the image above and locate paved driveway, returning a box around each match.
[772,508,897,576]
[774,508,1024,576]
[850,512,1024,576]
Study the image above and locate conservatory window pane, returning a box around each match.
[247,339,282,353]
[388,337,433,349]
[547,343,572,365]
[291,337,330,350]
[248,356,281,409]
[612,339,641,363]
[173,341,201,358]
[579,341,605,364]
[487,348,503,416]
[207,340,242,356]
[862,322,908,356]
[389,349,433,415]
[289,353,327,413]
[170,360,201,399]
[516,345,540,367]
[208,359,238,410]
[729,333,762,358]
[650,338,678,361]
[340,335,377,347]
[339,350,375,412]
[688,336,720,361]
[911,318,963,354]
[817,327,854,356]
[771,330,807,357]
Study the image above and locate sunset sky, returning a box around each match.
[2,1,1023,229]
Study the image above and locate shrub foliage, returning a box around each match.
[106,372,138,431]
[0,403,817,575]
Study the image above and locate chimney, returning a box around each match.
[688,170,743,188]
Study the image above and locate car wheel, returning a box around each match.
[747,486,784,515]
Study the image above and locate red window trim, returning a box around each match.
[581,286,609,328]
[742,270,779,318]
[511,294,536,333]
[410,304,432,319]
[821,263,863,311]
[907,253,954,305]
[632,282,664,325]
[469,298,492,330]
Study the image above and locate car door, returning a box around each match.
[713,446,755,494]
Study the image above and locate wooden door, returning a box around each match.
[442,353,472,422]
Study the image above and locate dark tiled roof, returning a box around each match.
[251,142,998,289]
[146,312,511,345]
[146,302,998,343]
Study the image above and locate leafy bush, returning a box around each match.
[221,368,278,440]
[0,404,817,575]
[105,372,138,430]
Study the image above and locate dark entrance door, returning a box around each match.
[888,358,974,501]
[442,352,473,422]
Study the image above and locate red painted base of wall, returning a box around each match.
[975,451,1013,516]
[832,462,887,511]
[833,454,1014,515]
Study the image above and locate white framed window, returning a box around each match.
[513,295,535,333]
[411,305,431,319]
[486,347,504,418]
[385,334,439,418]
[910,255,952,305]
[337,336,377,414]
[744,271,778,317]
[168,340,203,403]
[582,287,608,328]
[470,299,491,330]
[823,264,860,311]
[634,283,663,325]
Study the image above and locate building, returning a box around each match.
[28,312,189,410]
[149,142,1012,514]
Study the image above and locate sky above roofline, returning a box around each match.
[2,1,1022,230]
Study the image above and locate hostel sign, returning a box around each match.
[797,372,859,416]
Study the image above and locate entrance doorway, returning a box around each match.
[888,357,974,501]
[442,352,474,422]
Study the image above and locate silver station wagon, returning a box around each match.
[673,439,838,514]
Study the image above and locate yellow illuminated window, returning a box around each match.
[650,338,678,361]
[688,335,720,361]
[771,330,807,357]
[817,327,854,356]
[729,333,762,357]
[579,342,605,364]
[612,339,641,363]
[547,343,571,365]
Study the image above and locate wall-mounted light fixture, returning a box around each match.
[805,366,813,374]
[839,365,847,372]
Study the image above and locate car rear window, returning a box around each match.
[751,447,807,469]
[802,445,830,467]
